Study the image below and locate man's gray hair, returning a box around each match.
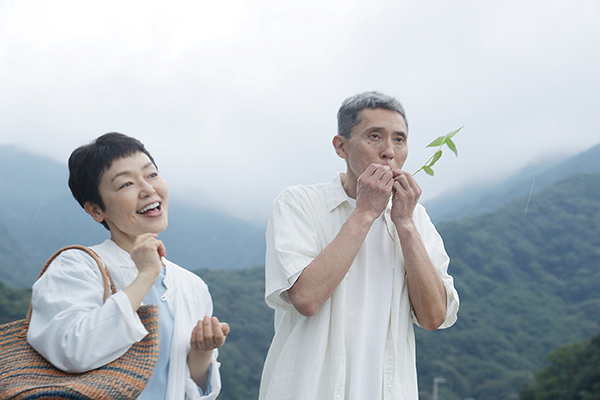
[337,91,407,138]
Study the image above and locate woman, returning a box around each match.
[27,132,229,399]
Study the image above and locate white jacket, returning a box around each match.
[28,239,222,400]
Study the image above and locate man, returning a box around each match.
[259,91,459,400]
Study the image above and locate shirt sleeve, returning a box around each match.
[189,363,211,397]
[413,205,460,329]
[173,265,223,400]
[27,249,148,373]
[265,188,322,311]
[183,344,222,400]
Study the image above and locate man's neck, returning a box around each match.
[340,172,357,199]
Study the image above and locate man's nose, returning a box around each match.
[380,139,395,159]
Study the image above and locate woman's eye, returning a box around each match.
[149,172,158,179]
[119,182,132,189]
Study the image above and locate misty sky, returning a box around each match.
[1,0,599,224]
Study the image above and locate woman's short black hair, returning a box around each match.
[68,132,157,230]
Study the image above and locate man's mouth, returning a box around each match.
[137,202,161,214]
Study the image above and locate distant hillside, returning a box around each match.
[0,145,266,287]
[0,280,31,324]
[416,173,600,400]
[424,142,600,222]
[197,267,273,400]
[0,222,38,287]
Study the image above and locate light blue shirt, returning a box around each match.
[138,267,211,399]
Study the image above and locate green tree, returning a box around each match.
[195,266,274,400]
[520,331,600,400]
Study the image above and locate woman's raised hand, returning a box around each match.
[123,233,165,311]
[130,233,166,278]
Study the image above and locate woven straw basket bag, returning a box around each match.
[0,245,160,399]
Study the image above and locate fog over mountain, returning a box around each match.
[424,142,600,222]
[1,0,599,224]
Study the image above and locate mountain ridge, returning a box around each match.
[424,142,600,222]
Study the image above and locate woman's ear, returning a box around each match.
[84,202,105,223]
[332,135,348,160]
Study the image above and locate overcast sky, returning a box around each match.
[1,0,599,224]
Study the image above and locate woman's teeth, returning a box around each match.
[137,202,160,214]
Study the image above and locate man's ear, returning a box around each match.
[84,202,105,223]
[332,135,348,160]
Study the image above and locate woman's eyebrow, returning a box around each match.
[110,170,132,183]
[110,162,155,183]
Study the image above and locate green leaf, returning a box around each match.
[445,126,463,140]
[413,126,462,176]
[429,150,443,166]
[426,136,445,147]
[445,138,458,157]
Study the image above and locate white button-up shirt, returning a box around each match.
[28,239,222,400]
[259,174,459,400]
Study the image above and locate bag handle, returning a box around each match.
[25,245,117,322]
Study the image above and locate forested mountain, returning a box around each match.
[520,331,600,399]
[424,142,600,222]
[0,222,37,286]
[0,145,265,287]
[415,173,600,400]
[1,148,599,400]
[198,267,274,400]
[0,280,31,325]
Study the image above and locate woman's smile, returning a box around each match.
[137,201,162,215]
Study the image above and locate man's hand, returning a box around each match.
[387,170,447,330]
[288,163,397,317]
[355,164,395,221]
[389,170,422,225]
